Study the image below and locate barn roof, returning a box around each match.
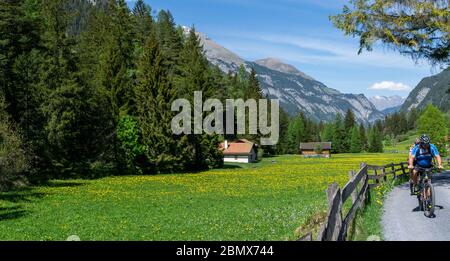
[300,142,332,150]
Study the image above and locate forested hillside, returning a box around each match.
[0,0,267,179]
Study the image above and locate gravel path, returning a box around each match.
[382,171,450,241]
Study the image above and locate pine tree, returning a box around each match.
[408,107,418,130]
[344,109,356,131]
[0,0,41,122]
[359,123,368,152]
[246,68,263,100]
[321,123,334,143]
[132,0,153,46]
[156,10,183,73]
[332,114,346,153]
[87,0,136,172]
[176,27,223,170]
[135,30,190,172]
[287,116,305,154]
[40,0,103,170]
[276,109,291,154]
[349,126,362,153]
[0,0,47,169]
[368,126,384,153]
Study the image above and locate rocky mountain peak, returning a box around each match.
[255,58,315,81]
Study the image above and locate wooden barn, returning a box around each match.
[300,142,332,158]
[220,139,258,163]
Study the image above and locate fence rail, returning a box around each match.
[301,161,409,241]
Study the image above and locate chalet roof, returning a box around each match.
[220,140,256,155]
[300,142,332,150]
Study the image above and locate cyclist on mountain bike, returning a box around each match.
[408,134,444,194]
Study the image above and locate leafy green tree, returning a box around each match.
[332,0,450,66]
[117,115,146,173]
[417,104,448,156]
[350,126,362,153]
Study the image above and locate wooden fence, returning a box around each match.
[300,162,409,241]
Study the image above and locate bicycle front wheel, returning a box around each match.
[424,184,436,218]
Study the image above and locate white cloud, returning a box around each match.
[369,81,412,91]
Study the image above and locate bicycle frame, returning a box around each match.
[415,166,436,217]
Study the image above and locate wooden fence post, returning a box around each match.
[401,162,405,177]
[348,170,357,204]
[374,169,380,186]
[391,163,396,180]
[323,182,343,241]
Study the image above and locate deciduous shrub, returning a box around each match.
[0,98,28,190]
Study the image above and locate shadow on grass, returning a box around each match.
[41,181,87,188]
[221,164,243,169]
[0,207,30,221]
[0,188,48,222]
[0,189,46,203]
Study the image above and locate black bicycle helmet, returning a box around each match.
[420,134,431,144]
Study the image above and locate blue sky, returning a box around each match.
[127,0,442,98]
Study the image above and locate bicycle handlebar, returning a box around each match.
[414,166,435,172]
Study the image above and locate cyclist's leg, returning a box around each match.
[412,170,419,193]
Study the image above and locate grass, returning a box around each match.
[0,154,406,241]
[383,133,417,152]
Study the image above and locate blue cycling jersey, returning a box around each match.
[411,144,440,168]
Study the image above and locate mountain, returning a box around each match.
[196,30,384,122]
[369,96,406,111]
[382,105,402,115]
[254,58,315,81]
[199,31,245,73]
[401,69,450,112]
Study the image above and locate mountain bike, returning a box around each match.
[415,166,436,218]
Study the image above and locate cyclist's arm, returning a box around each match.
[436,155,443,169]
[409,146,417,168]
[431,144,443,169]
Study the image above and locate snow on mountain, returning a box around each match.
[369,95,406,111]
